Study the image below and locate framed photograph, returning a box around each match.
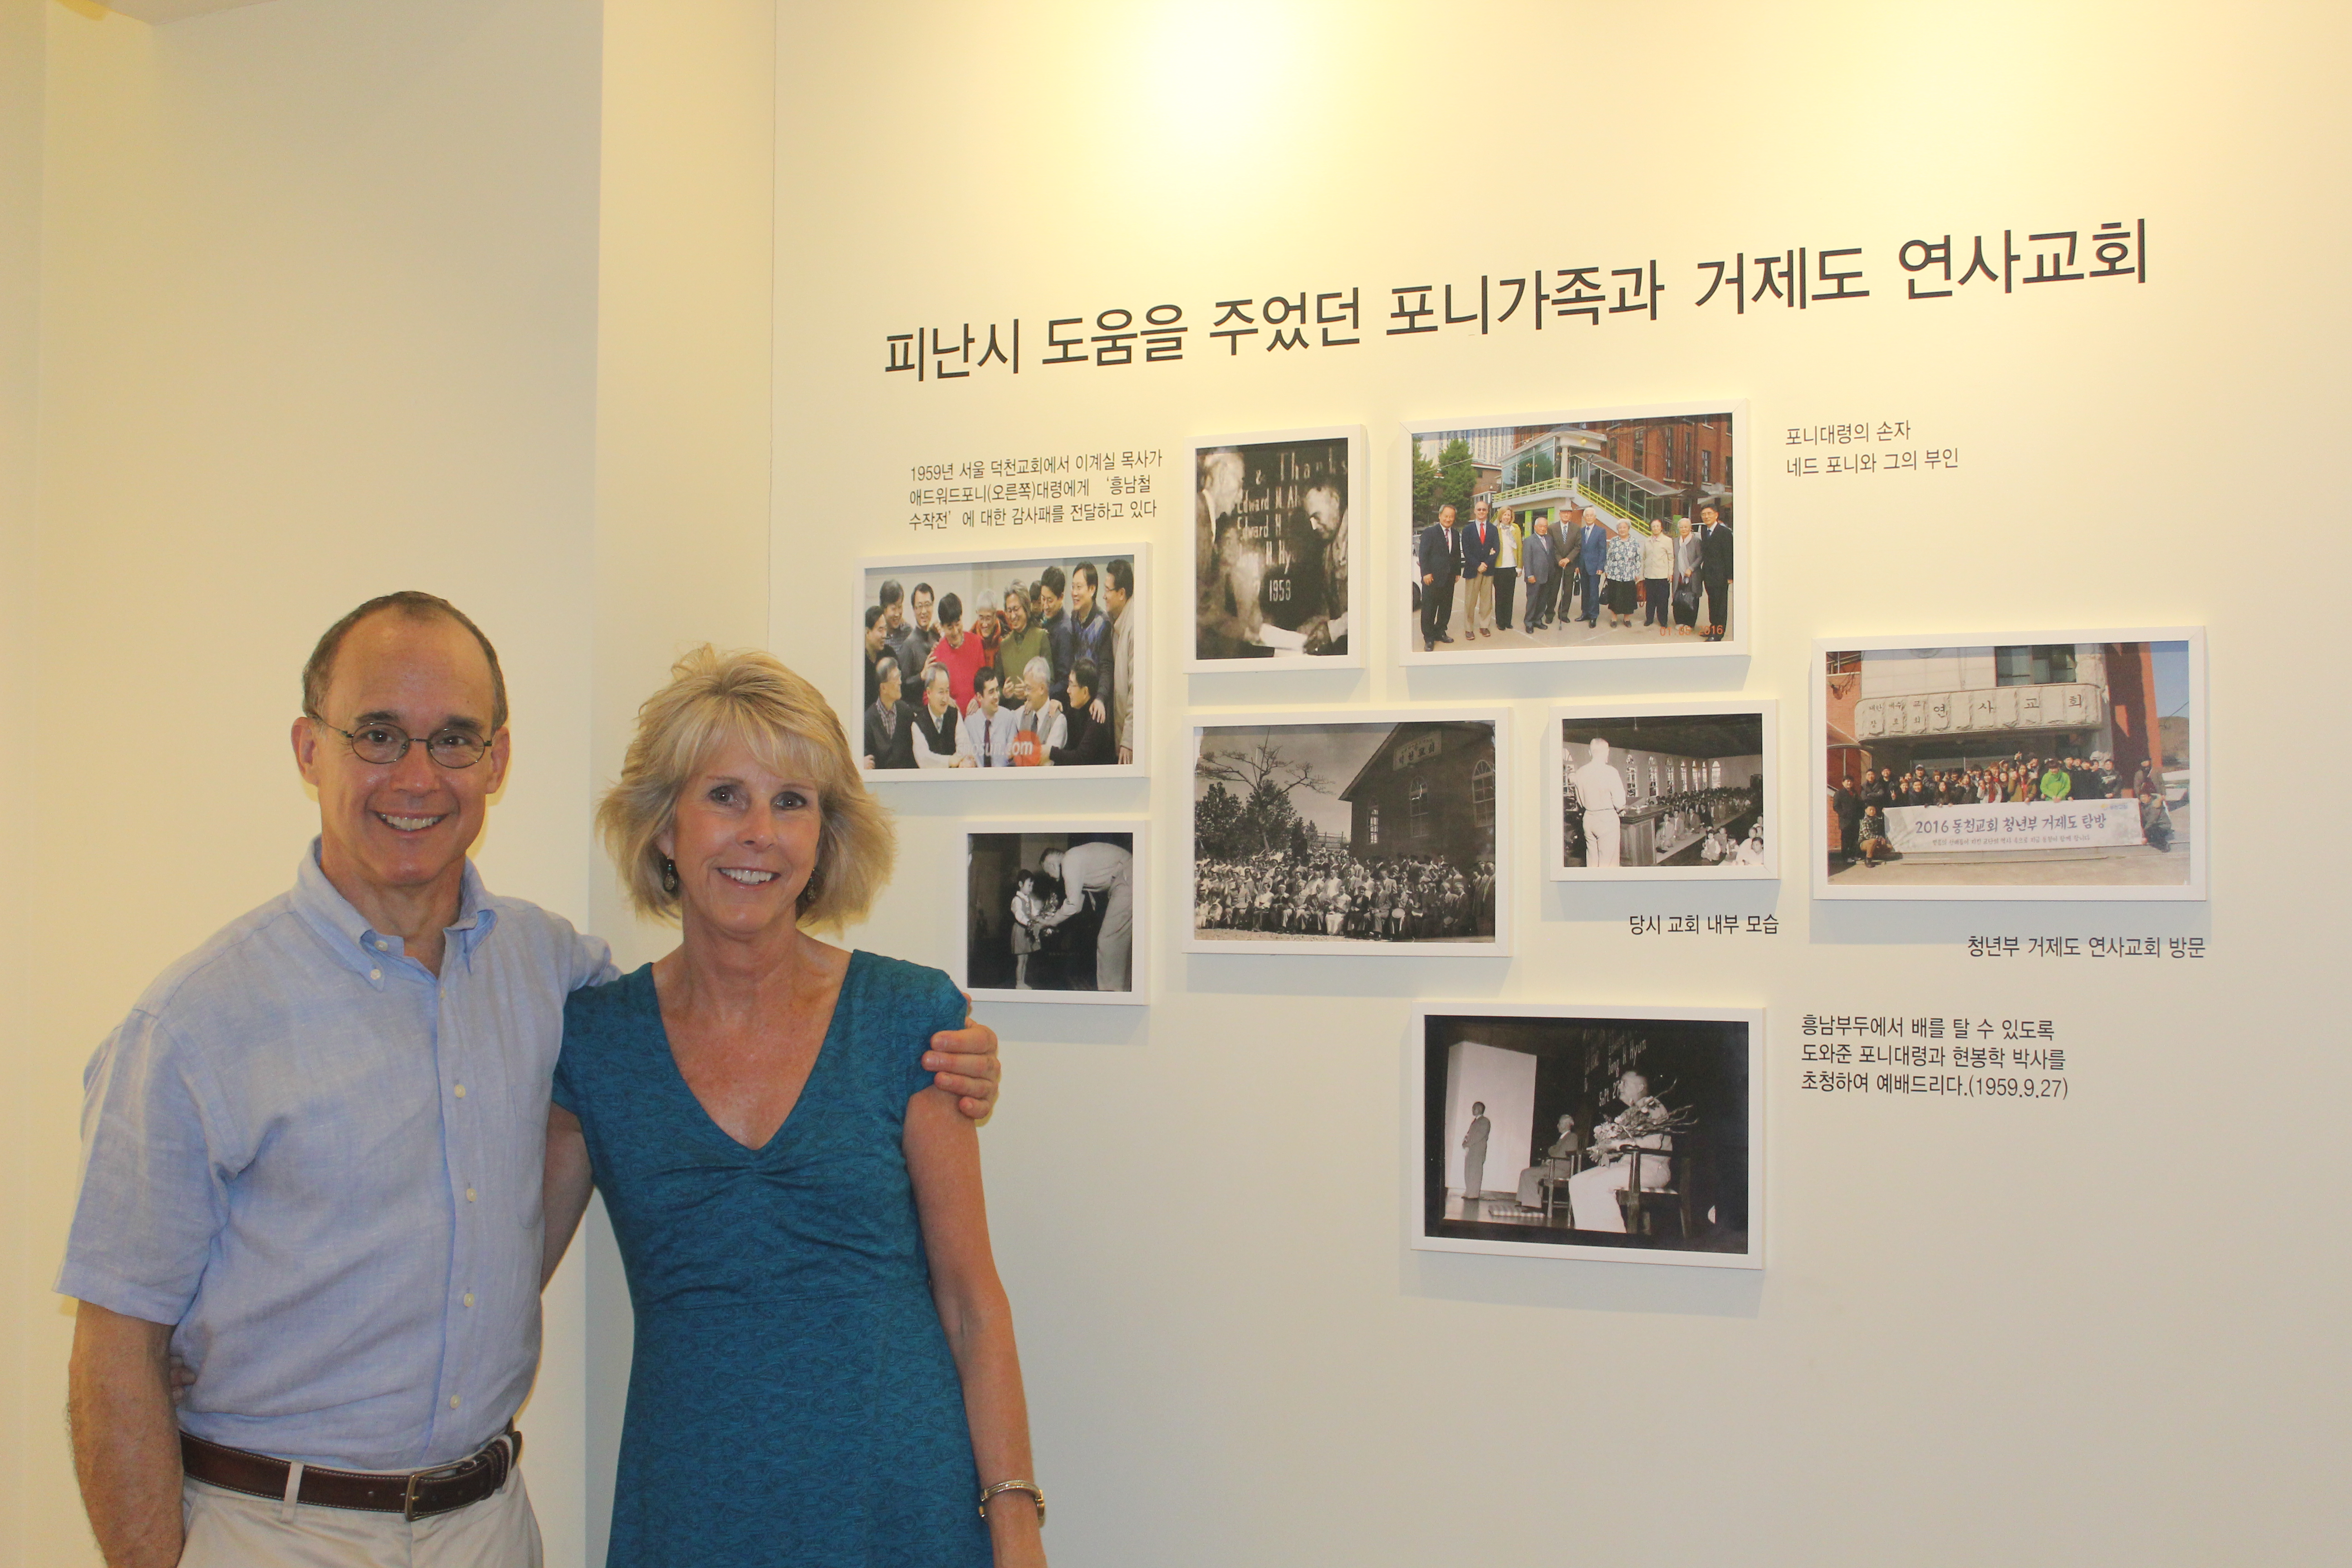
[1186,706,1512,956]
[960,821,1147,1005]
[1398,401,1747,665]
[853,544,1147,781]
[1186,425,1365,671]
[1547,700,1778,880]
[1814,628,2206,901]
[1412,1003,1763,1269]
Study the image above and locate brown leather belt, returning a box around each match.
[180,1427,521,1521]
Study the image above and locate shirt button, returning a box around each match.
[449,1395,461,1410]
[453,1084,466,1099]
[465,1187,477,1202]
[368,969,382,982]
[463,1293,475,1308]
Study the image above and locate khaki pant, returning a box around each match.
[1464,572,1494,635]
[181,1467,541,1568]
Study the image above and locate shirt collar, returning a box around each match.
[291,838,498,980]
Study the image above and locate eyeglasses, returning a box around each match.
[309,715,490,769]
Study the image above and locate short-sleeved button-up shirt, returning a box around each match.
[58,842,616,1470]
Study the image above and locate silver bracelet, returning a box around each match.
[977,1479,1045,1526]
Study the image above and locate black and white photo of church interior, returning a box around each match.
[1561,712,1765,870]
[1424,1013,1752,1257]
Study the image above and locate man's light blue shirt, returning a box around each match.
[58,842,616,1470]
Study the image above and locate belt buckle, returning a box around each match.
[401,1457,472,1523]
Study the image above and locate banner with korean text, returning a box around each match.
[1885,799,2143,855]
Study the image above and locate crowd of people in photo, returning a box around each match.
[1833,750,2179,867]
[1566,782,1762,869]
[1416,493,1734,650]
[862,559,1137,769]
[1194,846,1495,941]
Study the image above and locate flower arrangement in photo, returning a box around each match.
[1590,1089,1697,1161]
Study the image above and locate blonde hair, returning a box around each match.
[598,646,894,930]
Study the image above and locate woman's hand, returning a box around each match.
[925,1000,1004,1122]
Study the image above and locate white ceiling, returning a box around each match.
[107,0,283,23]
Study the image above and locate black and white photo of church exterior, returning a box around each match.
[1415,1003,1763,1269]
[1189,709,1511,956]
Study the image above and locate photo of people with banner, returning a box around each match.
[1816,631,2205,900]
[1188,709,1510,955]
[1414,1003,1762,1269]
[855,544,1146,778]
[962,823,1145,1004]
[1189,426,1362,669]
[1400,401,1744,666]
[1551,701,1777,880]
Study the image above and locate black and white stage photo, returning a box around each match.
[1189,426,1361,670]
[1550,701,1777,880]
[1414,1004,1762,1268]
[962,824,1145,1004]
[1189,709,1510,956]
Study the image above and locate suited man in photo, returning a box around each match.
[1577,508,1611,627]
[1417,503,1462,651]
[1523,514,1558,631]
[1696,502,1735,642]
[1460,494,1499,639]
[862,656,917,769]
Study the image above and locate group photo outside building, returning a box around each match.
[1818,632,2202,898]
[1190,713,1507,955]
[1416,1005,1762,1268]
[855,545,1145,776]
[1401,404,1742,664]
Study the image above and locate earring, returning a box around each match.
[660,857,679,895]
[798,862,823,907]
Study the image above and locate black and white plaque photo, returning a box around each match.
[1815,627,2205,901]
[1413,1003,1763,1269]
[853,543,1147,781]
[1400,401,1746,666]
[962,821,1146,1005]
[1187,707,1511,956]
[1548,700,1778,880]
[1188,426,1363,671]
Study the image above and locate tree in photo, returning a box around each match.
[1194,780,1244,861]
[1195,732,1335,860]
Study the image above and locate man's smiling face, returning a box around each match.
[295,610,508,904]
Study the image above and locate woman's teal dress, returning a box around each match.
[554,953,992,1567]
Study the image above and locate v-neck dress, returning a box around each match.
[554,953,990,1567]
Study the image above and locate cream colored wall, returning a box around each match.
[766,4,2351,1564]
[13,1,604,1562]
[0,2,47,1563]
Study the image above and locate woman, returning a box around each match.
[912,663,977,768]
[1602,519,1642,629]
[1561,1071,1679,1233]
[1672,517,1702,635]
[1641,519,1676,636]
[1492,505,1520,633]
[546,649,1046,1567]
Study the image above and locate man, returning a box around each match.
[1523,514,1558,632]
[922,592,990,711]
[1047,659,1115,767]
[1034,566,1072,701]
[1833,775,1864,867]
[862,656,916,769]
[1195,446,1265,659]
[875,578,909,656]
[1577,508,1610,627]
[1004,656,1065,767]
[891,582,941,676]
[1104,558,1139,764]
[1572,737,1630,868]
[1298,480,1348,656]
[995,583,1048,708]
[1060,562,1114,714]
[860,603,891,710]
[1035,838,1135,991]
[1695,502,1734,642]
[962,669,1015,767]
[1417,503,1461,651]
[969,589,1002,678]
[1460,495,1498,639]
[1461,1101,1491,1203]
[61,592,1002,1568]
